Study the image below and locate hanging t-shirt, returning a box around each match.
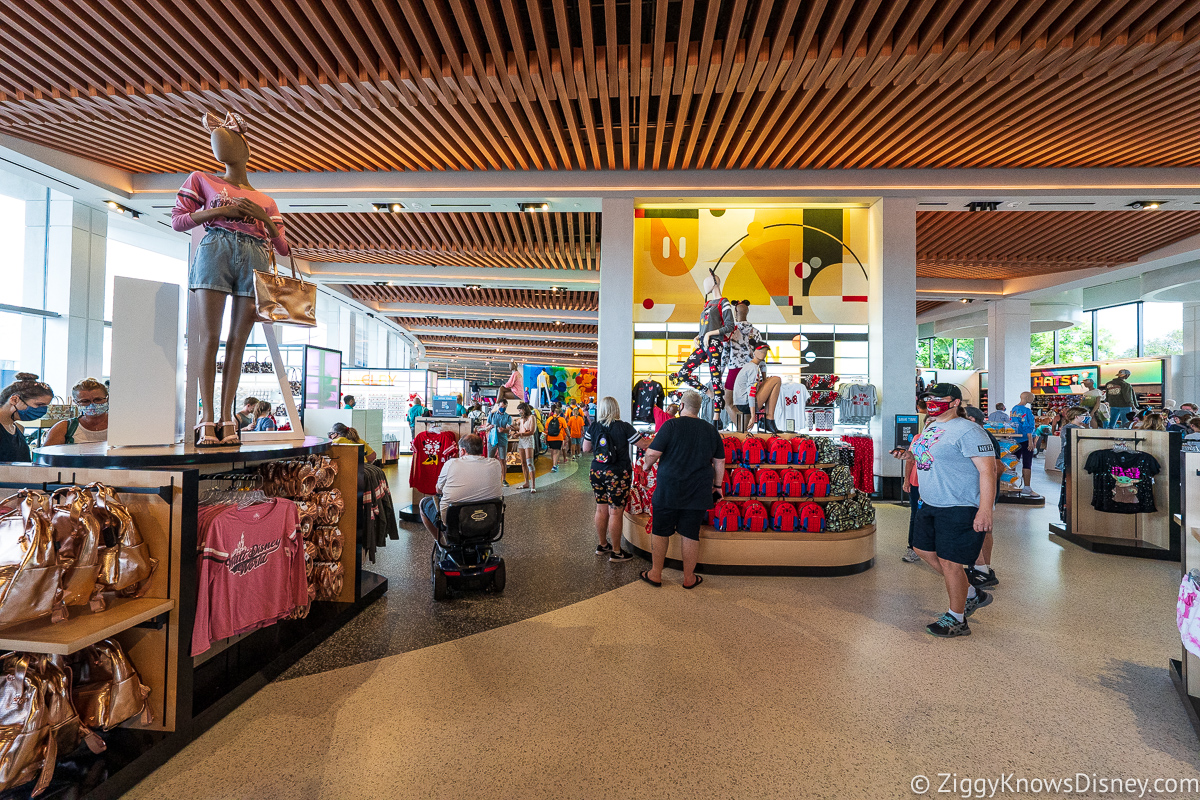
[632,380,665,423]
[909,417,997,508]
[192,499,308,656]
[839,384,878,425]
[584,420,642,473]
[648,416,725,510]
[1083,449,1160,514]
[774,382,810,431]
[409,430,460,494]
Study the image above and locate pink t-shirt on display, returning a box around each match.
[192,499,308,656]
[171,171,290,255]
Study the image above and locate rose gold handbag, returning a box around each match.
[253,250,316,327]
[86,484,157,601]
[0,491,65,629]
[49,488,104,612]
[71,638,152,730]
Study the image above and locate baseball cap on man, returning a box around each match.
[923,383,963,401]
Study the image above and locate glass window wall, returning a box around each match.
[1142,301,1183,356]
[1094,303,1139,360]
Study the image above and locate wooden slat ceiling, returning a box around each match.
[391,317,597,334]
[346,284,597,310]
[916,210,1200,280]
[916,300,948,315]
[287,211,599,268]
[5,1,1200,172]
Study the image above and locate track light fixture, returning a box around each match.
[966,202,1000,212]
[1128,200,1165,210]
[105,201,140,218]
[519,202,549,212]
[371,202,404,212]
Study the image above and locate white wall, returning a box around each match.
[598,197,635,418]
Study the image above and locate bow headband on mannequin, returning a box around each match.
[200,111,249,136]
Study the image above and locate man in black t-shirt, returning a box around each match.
[639,392,726,589]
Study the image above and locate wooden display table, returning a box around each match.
[622,512,875,576]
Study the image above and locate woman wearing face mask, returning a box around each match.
[44,377,109,447]
[0,373,54,462]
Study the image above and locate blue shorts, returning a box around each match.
[420,496,444,530]
[571,437,582,447]
[189,227,271,298]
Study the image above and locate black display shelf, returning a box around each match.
[34,436,332,468]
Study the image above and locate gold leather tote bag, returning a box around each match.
[0,491,65,629]
[253,250,316,327]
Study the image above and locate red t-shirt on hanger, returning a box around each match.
[410,429,460,494]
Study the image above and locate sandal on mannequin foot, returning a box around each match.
[194,422,220,448]
[216,420,240,446]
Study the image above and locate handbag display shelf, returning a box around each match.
[1169,451,1200,741]
[1050,428,1181,560]
[16,441,385,799]
[622,432,876,576]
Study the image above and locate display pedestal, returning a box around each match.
[15,440,386,798]
[622,513,875,576]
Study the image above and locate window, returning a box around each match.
[954,338,974,369]
[930,338,954,369]
[104,239,187,321]
[916,339,930,368]
[1055,318,1094,364]
[1142,301,1183,356]
[1030,332,1054,366]
[1094,303,1138,360]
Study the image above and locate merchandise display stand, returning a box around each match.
[400,417,473,522]
[1169,452,1200,739]
[1049,428,1180,560]
[622,432,876,576]
[992,434,1046,506]
[13,439,386,799]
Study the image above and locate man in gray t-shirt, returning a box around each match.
[906,383,998,639]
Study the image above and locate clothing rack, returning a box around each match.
[0,474,175,504]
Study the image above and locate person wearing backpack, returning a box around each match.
[546,405,566,472]
[584,397,649,561]
[639,391,726,589]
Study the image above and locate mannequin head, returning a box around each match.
[735,300,749,321]
[210,127,249,168]
[510,361,518,372]
[703,268,721,299]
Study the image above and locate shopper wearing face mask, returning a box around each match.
[0,373,54,462]
[905,383,998,638]
[44,377,110,446]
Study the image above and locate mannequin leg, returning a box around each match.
[672,347,706,390]
[707,345,725,421]
[757,377,782,418]
[219,296,258,424]
[190,289,230,426]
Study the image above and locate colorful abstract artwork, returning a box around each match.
[633,207,870,326]
[522,365,598,405]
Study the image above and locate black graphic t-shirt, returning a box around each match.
[632,380,665,423]
[1083,449,1160,514]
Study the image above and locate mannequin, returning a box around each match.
[671,269,735,424]
[536,369,552,407]
[498,360,524,404]
[171,112,289,447]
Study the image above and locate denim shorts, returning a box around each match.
[189,227,270,298]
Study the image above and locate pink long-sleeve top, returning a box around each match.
[503,370,524,398]
[171,171,289,255]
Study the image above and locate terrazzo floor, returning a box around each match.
[126,458,1200,799]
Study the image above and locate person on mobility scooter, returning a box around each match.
[419,433,507,600]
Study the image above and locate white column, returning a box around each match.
[986,299,1032,410]
[868,197,917,480]
[1180,302,1200,405]
[972,337,987,370]
[598,197,635,419]
[30,193,107,393]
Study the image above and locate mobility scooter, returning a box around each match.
[431,498,506,600]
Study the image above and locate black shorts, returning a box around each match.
[912,503,985,565]
[1015,440,1034,469]
[548,440,562,450]
[651,506,707,541]
[735,403,752,414]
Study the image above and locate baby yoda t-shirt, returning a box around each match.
[908,417,997,508]
[1083,449,1160,514]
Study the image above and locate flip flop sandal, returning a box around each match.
[682,575,704,590]
[638,570,661,587]
[194,422,219,448]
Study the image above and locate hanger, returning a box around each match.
[1112,438,1130,452]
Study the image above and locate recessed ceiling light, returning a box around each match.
[1128,200,1164,210]
[371,202,404,212]
[519,202,549,212]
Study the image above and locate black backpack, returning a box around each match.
[548,416,561,437]
[593,425,614,466]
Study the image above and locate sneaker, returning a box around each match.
[964,589,992,617]
[901,547,921,563]
[595,544,612,555]
[609,550,633,562]
[965,566,999,588]
[551,466,559,472]
[926,613,971,638]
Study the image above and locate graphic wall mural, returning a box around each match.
[634,207,870,326]
[522,365,598,405]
